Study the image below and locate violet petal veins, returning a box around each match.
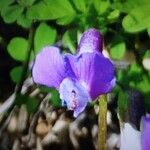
[32,28,115,117]
[32,46,66,89]
[65,52,115,99]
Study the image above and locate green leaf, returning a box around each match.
[39,87,61,107]
[26,97,39,113]
[7,37,28,61]
[147,28,150,37]
[10,66,23,83]
[40,87,51,93]
[128,63,150,93]
[114,0,149,13]
[21,0,36,6]
[118,89,129,122]
[17,13,32,28]
[73,0,86,12]
[56,15,76,25]
[1,4,24,23]
[0,0,14,10]
[135,75,150,93]
[122,4,150,33]
[94,0,110,15]
[144,50,150,58]
[27,0,76,21]
[62,29,77,54]
[129,63,142,73]
[16,94,39,113]
[44,0,76,18]
[107,9,120,20]
[27,1,50,20]
[110,37,126,59]
[34,22,57,53]
[49,88,61,107]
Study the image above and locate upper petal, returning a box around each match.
[65,52,115,99]
[142,116,150,150]
[78,28,103,54]
[32,46,68,89]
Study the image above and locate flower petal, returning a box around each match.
[65,53,115,99]
[120,123,141,150]
[59,78,91,117]
[142,116,150,150]
[78,28,103,54]
[32,46,67,89]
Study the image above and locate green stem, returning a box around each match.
[0,23,35,125]
[98,95,107,150]
[15,23,34,94]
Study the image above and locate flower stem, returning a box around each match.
[98,95,107,150]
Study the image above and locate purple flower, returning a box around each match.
[142,116,150,150]
[32,28,115,117]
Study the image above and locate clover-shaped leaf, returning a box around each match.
[34,23,57,54]
[7,37,28,61]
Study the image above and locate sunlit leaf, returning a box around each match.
[62,29,77,54]
[73,0,86,12]
[147,28,150,37]
[34,22,57,53]
[133,75,150,93]
[27,0,76,21]
[129,63,142,74]
[94,0,110,15]
[7,37,28,61]
[114,0,149,13]
[107,9,120,20]
[110,37,126,59]
[17,13,32,28]
[56,15,76,25]
[122,4,150,32]
[1,5,24,23]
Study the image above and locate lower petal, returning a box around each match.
[59,78,91,117]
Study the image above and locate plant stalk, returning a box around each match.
[0,23,35,126]
[98,95,107,150]
[15,23,34,94]
[0,23,34,116]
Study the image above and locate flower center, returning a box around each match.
[70,90,78,110]
[59,78,91,116]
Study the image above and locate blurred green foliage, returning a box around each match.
[0,0,150,116]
